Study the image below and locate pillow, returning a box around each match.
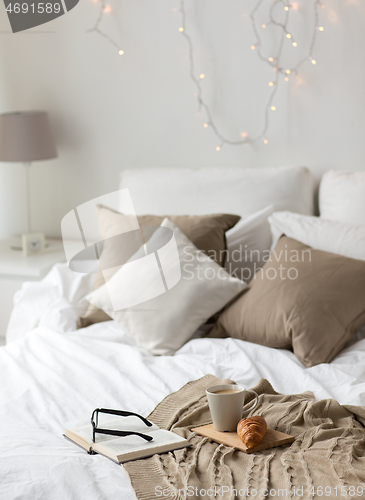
[224,205,274,282]
[319,170,365,226]
[95,205,240,284]
[269,211,365,261]
[77,307,111,328]
[78,206,240,326]
[208,236,365,367]
[86,218,246,355]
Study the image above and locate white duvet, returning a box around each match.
[2,264,365,500]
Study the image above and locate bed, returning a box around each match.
[2,166,365,499]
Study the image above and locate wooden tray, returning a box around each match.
[192,424,295,454]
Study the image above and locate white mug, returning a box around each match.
[206,384,259,432]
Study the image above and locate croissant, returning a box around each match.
[237,416,267,449]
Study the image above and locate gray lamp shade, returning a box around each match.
[0,111,57,162]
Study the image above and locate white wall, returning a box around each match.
[0,0,364,238]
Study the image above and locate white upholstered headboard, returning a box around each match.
[119,166,316,217]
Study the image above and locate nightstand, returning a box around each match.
[0,238,67,344]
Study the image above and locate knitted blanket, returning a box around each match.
[124,375,365,500]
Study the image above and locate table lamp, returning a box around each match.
[0,111,57,254]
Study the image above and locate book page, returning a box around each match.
[97,429,188,458]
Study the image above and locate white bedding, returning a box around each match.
[3,264,365,500]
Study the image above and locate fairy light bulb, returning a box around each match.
[311,59,317,65]
[203,123,209,128]
[292,42,297,47]
[271,106,276,111]
[216,146,221,152]
[319,26,324,31]
[285,76,289,82]
[284,5,289,11]
[179,27,184,32]
[286,33,292,39]
[118,50,124,55]
[199,74,205,79]
[268,81,274,87]
[268,57,274,62]
[103,5,111,13]
[262,24,266,29]
[286,69,291,75]
[241,132,248,138]
[264,138,268,144]
[251,45,256,50]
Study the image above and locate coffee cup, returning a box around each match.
[206,384,259,432]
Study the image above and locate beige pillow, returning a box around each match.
[208,236,365,367]
[79,206,240,326]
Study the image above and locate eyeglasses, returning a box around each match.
[91,408,153,443]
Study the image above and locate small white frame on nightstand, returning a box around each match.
[0,239,67,345]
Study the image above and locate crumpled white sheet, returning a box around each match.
[2,264,365,500]
[6,263,96,343]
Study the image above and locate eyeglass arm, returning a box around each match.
[92,428,153,443]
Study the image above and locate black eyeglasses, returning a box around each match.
[91,408,153,443]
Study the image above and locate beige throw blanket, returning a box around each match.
[124,375,365,500]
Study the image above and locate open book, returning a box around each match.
[64,416,190,464]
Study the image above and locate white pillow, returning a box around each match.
[319,170,365,227]
[269,211,365,261]
[86,218,246,355]
[224,205,274,282]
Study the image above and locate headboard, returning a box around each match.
[118,166,316,217]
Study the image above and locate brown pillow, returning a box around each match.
[208,236,365,367]
[77,307,111,328]
[79,206,240,326]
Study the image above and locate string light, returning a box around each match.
[88,0,327,147]
[86,0,124,54]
